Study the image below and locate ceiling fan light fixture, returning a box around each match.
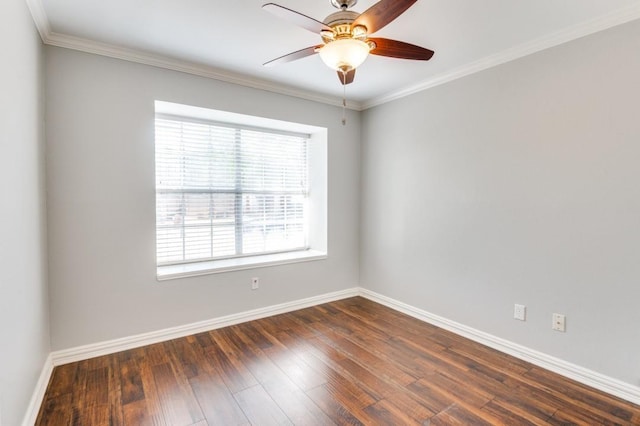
[318,38,370,72]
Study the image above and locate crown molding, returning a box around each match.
[23,0,363,111]
[362,4,640,109]
[43,32,364,110]
[24,0,50,41]
[24,0,640,111]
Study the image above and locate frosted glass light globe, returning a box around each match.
[319,39,370,71]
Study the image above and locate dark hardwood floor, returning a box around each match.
[36,297,640,425]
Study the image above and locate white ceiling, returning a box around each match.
[33,0,640,108]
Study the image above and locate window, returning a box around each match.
[154,102,327,279]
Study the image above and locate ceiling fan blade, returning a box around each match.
[369,38,434,60]
[338,69,356,85]
[263,45,323,67]
[352,0,417,34]
[263,3,331,33]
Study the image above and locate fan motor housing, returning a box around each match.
[323,10,359,27]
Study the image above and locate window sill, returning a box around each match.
[156,249,327,281]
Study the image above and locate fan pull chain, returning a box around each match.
[342,70,347,126]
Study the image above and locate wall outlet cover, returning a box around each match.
[514,304,526,321]
[552,313,566,332]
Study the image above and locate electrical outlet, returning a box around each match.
[251,277,259,290]
[552,313,566,332]
[514,304,526,321]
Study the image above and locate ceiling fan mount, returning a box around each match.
[262,0,434,85]
[330,0,358,10]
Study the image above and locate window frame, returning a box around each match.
[154,101,327,280]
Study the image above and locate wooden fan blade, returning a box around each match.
[263,3,331,33]
[337,69,356,85]
[369,38,434,60]
[352,0,417,34]
[263,45,322,67]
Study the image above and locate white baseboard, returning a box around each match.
[359,288,640,406]
[27,285,639,424]
[51,287,359,366]
[22,353,53,426]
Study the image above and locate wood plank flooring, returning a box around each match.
[36,297,640,425]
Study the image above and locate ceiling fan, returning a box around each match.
[262,0,435,86]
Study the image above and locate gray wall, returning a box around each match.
[0,0,50,424]
[45,47,361,350]
[361,19,640,386]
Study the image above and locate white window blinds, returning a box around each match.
[155,115,309,266]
